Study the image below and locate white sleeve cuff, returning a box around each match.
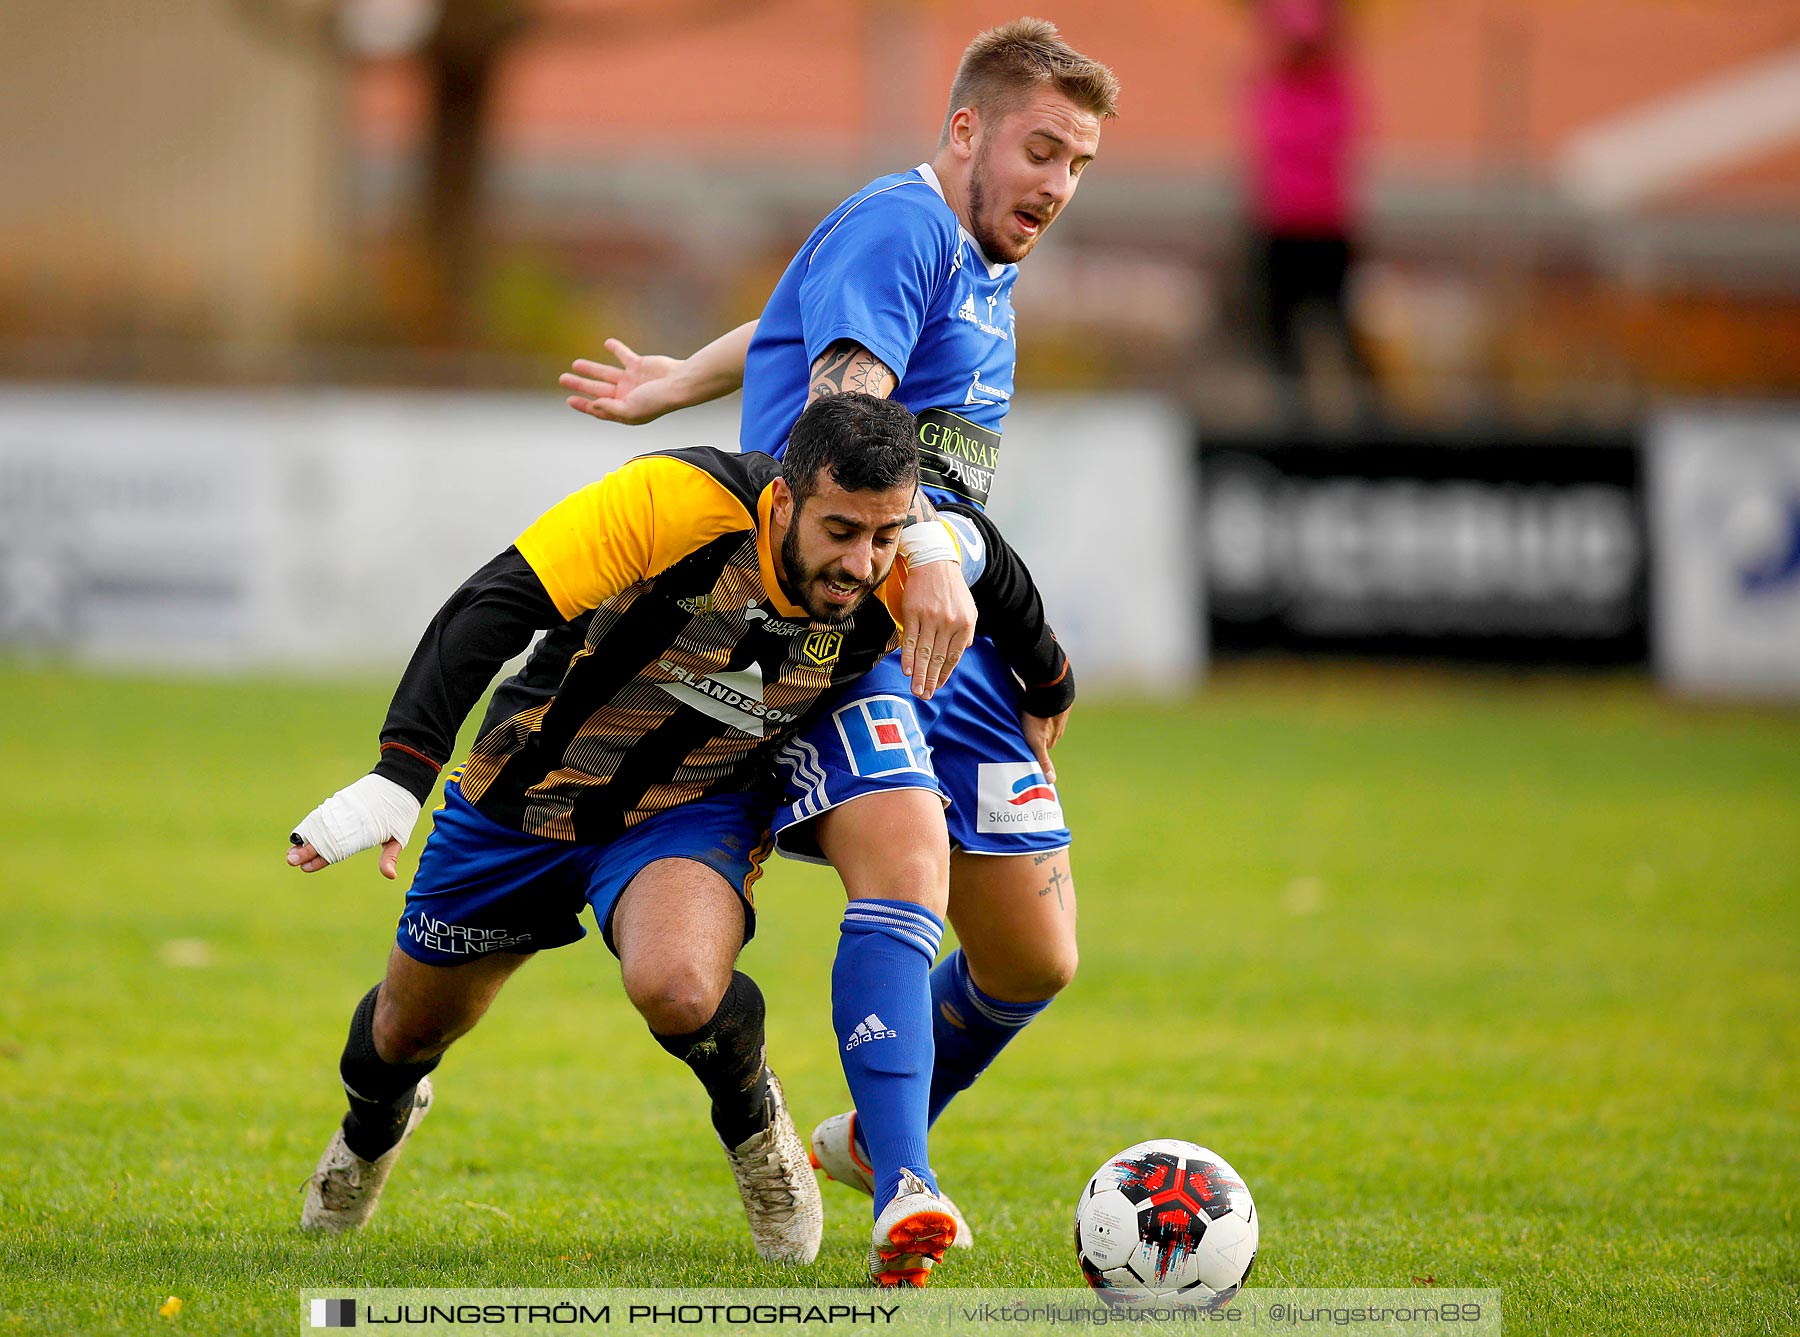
[899,518,961,567]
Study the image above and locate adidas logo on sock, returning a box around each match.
[844,1012,899,1051]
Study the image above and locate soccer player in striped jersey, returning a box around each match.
[287,395,1060,1270]
[562,18,1119,1286]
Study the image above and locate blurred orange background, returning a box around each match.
[3,0,1797,423]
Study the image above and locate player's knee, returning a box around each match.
[842,842,948,916]
[1030,942,1080,999]
[1000,950,1080,1000]
[973,940,1079,1003]
[625,961,728,1036]
[822,809,949,914]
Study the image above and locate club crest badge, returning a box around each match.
[802,629,843,667]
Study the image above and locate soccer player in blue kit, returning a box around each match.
[563,19,1120,1286]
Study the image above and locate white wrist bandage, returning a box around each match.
[899,519,961,567]
[290,774,423,865]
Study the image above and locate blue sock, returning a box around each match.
[833,898,944,1215]
[850,948,1053,1163]
[928,948,1052,1125]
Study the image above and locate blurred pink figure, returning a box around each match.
[1246,0,1367,389]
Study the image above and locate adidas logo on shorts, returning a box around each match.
[844,1013,898,1051]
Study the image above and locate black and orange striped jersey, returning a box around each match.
[470,445,916,841]
[372,447,913,842]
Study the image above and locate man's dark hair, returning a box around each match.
[782,394,920,505]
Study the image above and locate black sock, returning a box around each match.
[650,971,773,1149]
[338,984,441,1161]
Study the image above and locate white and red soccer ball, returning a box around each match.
[1074,1139,1259,1307]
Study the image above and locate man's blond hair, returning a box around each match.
[938,17,1120,146]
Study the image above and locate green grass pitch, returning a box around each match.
[1,664,1796,1334]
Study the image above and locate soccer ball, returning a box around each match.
[1074,1139,1258,1308]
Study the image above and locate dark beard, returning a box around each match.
[780,523,862,625]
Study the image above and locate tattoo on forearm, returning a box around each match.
[809,341,898,402]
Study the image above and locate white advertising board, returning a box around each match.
[0,387,1198,689]
[1651,404,1800,696]
[985,395,1200,692]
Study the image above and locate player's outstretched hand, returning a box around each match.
[1022,707,1070,786]
[286,774,422,880]
[288,834,404,879]
[561,340,686,425]
[900,559,977,700]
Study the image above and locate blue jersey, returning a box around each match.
[740,164,1017,511]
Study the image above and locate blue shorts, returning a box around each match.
[772,636,1071,860]
[396,778,774,966]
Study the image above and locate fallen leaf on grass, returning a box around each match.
[158,1297,182,1318]
[158,939,213,968]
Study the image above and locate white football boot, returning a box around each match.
[868,1167,959,1288]
[722,1071,823,1263]
[301,1077,433,1234]
[811,1111,972,1248]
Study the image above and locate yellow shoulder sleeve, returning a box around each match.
[514,455,753,620]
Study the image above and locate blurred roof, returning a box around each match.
[355,0,1800,212]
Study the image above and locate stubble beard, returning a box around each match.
[966,143,1037,266]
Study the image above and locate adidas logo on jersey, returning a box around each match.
[844,1013,898,1051]
[676,594,805,635]
[956,291,1010,340]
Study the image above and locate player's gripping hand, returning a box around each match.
[561,340,687,425]
[1022,707,1070,786]
[286,774,422,880]
[898,521,977,700]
